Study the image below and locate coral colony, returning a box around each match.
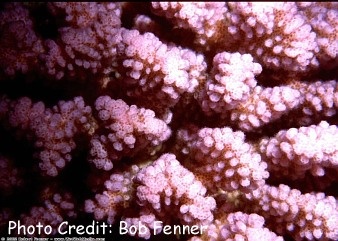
[0,2,338,241]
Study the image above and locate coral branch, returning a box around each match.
[0,2,337,240]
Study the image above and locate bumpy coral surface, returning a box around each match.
[0,2,337,241]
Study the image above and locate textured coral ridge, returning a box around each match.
[0,2,337,241]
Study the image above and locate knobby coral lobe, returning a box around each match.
[0,2,337,241]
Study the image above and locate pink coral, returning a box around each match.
[85,165,139,224]
[115,28,206,113]
[298,2,338,63]
[199,51,262,116]
[151,2,228,50]
[258,121,338,179]
[152,2,325,73]
[0,2,337,240]
[189,212,284,241]
[89,96,171,170]
[41,2,123,80]
[0,3,44,76]
[135,153,216,226]
[228,79,338,131]
[246,184,338,240]
[20,191,76,237]
[177,126,269,193]
[225,2,319,72]
[0,155,23,194]
[0,96,95,176]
